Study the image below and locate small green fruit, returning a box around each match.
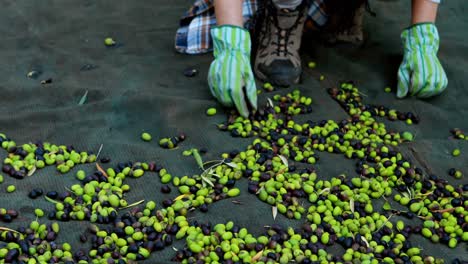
[104,37,116,46]
[141,132,152,142]
[206,108,217,116]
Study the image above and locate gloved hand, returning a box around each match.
[397,23,448,98]
[208,25,257,117]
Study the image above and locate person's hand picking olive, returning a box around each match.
[208,25,257,118]
[397,0,448,98]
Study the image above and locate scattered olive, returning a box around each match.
[206,108,217,116]
[104,37,116,46]
[183,68,198,77]
[141,132,152,142]
[6,185,15,193]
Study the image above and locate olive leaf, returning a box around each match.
[272,206,278,220]
[256,186,264,195]
[383,201,392,211]
[44,196,60,204]
[172,247,178,252]
[252,250,264,262]
[267,98,274,108]
[409,187,415,199]
[78,90,88,105]
[361,236,370,248]
[225,162,239,169]
[96,163,109,178]
[27,166,37,177]
[174,194,190,201]
[278,155,288,168]
[201,175,214,187]
[318,188,331,195]
[96,144,103,160]
[350,198,355,213]
[192,149,204,170]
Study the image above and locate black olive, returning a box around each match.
[46,191,58,199]
[183,68,198,77]
[100,157,111,163]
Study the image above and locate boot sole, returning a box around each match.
[254,66,301,87]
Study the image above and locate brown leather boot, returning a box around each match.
[253,1,307,87]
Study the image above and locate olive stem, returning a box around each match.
[0,227,20,234]
[96,144,103,160]
[119,199,145,210]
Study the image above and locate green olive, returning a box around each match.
[141,132,152,142]
[6,185,15,193]
[206,108,217,116]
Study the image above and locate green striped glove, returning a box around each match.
[397,23,448,98]
[208,25,257,117]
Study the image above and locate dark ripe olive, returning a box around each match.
[46,231,56,241]
[100,157,111,163]
[7,209,18,218]
[47,211,56,220]
[4,234,18,245]
[107,258,115,264]
[255,243,265,252]
[415,167,423,175]
[177,133,187,142]
[183,68,198,77]
[231,225,240,234]
[170,225,179,235]
[79,234,88,243]
[382,226,392,235]
[12,170,25,179]
[109,210,117,220]
[189,186,198,194]
[57,191,71,201]
[225,179,235,188]
[164,235,173,246]
[224,260,234,264]
[153,240,165,251]
[260,173,271,181]
[2,214,12,223]
[451,198,462,207]
[112,252,121,259]
[201,225,210,235]
[148,162,156,172]
[268,240,277,249]
[267,252,277,260]
[5,248,19,262]
[147,232,157,241]
[46,191,58,199]
[162,199,173,208]
[28,189,39,199]
[448,168,456,176]
[247,184,258,194]
[2,165,13,174]
[18,240,29,253]
[128,244,139,253]
[143,241,154,252]
[97,247,106,256]
[270,234,280,243]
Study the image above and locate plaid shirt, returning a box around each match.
[175,0,328,54]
